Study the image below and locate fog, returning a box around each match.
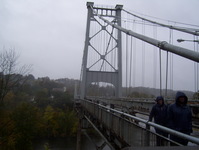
[0,0,198,91]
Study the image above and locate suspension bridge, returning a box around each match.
[75,2,199,150]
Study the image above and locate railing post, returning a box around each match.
[144,124,151,146]
[76,118,81,150]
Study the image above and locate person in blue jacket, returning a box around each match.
[149,96,168,146]
[167,91,192,146]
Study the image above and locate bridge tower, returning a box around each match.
[80,2,123,99]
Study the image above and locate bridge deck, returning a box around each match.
[123,146,199,150]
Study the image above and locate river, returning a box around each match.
[33,135,111,150]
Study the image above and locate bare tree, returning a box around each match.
[0,49,32,102]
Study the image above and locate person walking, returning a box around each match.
[149,96,168,146]
[167,91,192,146]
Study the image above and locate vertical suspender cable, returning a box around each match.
[165,29,173,98]
[103,21,106,89]
[129,36,133,91]
[126,34,128,96]
[90,17,93,97]
[197,36,199,95]
[197,36,199,96]
[159,48,162,96]
[153,25,157,89]
[194,35,199,95]
[115,28,117,70]
[126,8,132,92]
[133,20,136,87]
[170,30,173,91]
[115,27,117,96]
[105,21,108,88]
[99,19,104,96]
[94,19,97,96]
[110,25,113,96]
[123,16,128,96]
[142,20,145,87]
[111,26,115,96]
[194,35,196,93]
[98,20,101,71]
[104,21,106,72]
[126,29,129,96]
[165,49,169,98]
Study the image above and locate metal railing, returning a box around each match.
[85,97,199,122]
[79,98,199,147]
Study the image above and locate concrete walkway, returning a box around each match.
[122,146,199,150]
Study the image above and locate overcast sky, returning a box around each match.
[0,0,198,90]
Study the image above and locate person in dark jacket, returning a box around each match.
[149,96,168,146]
[167,91,192,146]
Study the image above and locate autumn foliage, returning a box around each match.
[0,76,78,150]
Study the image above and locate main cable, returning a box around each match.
[123,9,199,28]
[123,9,199,36]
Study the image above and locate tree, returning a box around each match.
[193,91,199,99]
[0,49,32,103]
[11,102,39,150]
[34,88,51,108]
[0,102,40,150]
[43,105,59,137]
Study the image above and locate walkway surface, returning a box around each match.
[122,146,199,150]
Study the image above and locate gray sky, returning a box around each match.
[0,0,199,91]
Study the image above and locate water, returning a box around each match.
[33,135,111,150]
[33,138,76,150]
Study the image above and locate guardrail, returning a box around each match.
[86,97,199,122]
[79,98,199,147]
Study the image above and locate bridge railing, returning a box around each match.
[79,98,199,148]
[85,97,199,124]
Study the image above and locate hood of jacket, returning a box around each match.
[175,91,188,105]
[156,96,164,105]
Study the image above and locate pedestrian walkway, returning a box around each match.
[122,146,199,150]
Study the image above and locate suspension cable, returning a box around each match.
[91,8,199,63]
[122,9,199,28]
[122,9,199,36]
